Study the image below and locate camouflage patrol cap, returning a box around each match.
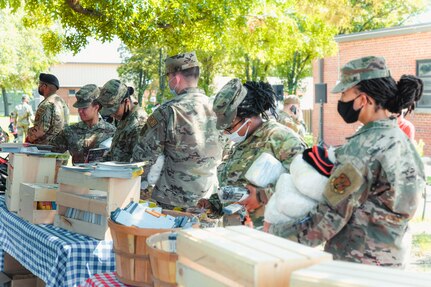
[331,56,391,93]
[165,51,199,74]
[98,79,128,116]
[73,84,100,108]
[213,78,248,130]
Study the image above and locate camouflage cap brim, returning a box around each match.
[73,101,91,109]
[331,80,360,94]
[100,104,119,117]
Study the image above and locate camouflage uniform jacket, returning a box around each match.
[277,111,306,137]
[30,94,69,144]
[218,119,306,197]
[270,118,425,267]
[133,88,222,208]
[107,105,147,162]
[51,120,116,164]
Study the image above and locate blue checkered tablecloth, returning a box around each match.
[0,195,115,287]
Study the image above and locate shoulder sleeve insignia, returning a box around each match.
[147,115,158,128]
[324,162,364,208]
[331,173,351,194]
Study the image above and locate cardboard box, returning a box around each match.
[1,253,37,287]
[18,183,58,224]
[5,153,58,212]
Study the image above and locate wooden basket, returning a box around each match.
[147,232,178,287]
[108,210,197,287]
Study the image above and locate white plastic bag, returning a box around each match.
[274,173,317,218]
[147,155,165,185]
[264,185,294,225]
[290,154,328,202]
[245,152,286,188]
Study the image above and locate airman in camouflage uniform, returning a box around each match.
[132,52,222,209]
[27,73,69,145]
[13,94,34,143]
[98,79,147,162]
[213,79,306,224]
[51,84,116,164]
[269,56,425,268]
[277,95,306,137]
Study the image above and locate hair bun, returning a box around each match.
[127,86,135,95]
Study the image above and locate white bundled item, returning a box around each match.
[274,173,317,218]
[245,152,286,188]
[264,183,294,224]
[147,155,165,185]
[290,154,328,202]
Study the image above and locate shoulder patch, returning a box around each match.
[324,162,364,208]
[147,115,158,128]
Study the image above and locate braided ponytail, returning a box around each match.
[237,81,278,120]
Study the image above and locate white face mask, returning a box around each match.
[168,77,178,96]
[227,119,251,143]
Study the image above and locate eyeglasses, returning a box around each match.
[224,119,243,134]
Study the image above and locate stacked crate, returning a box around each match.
[54,168,140,240]
[6,153,59,212]
[176,226,333,287]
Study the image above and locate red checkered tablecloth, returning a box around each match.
[81,272,131,287]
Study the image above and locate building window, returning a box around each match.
[417,60,431,108]
[68,89,76,97]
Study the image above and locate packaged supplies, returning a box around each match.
[245,152,286,188]
[290,154,328,202]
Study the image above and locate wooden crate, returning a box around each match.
[290,260,431,287]
[5,153,58,212]
[18,183,58,224]
[176,227,332,287]
[54,168,140,240]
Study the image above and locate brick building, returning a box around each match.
[312,23,431,156]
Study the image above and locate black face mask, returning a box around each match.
[337,96,362,123]
[38,88,43,96]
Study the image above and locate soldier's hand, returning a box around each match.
[240,185,261,212]
[197,198,211,210]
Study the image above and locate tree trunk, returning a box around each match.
[1,87,9,116]
[138,69,143,106]
[158,48,165,103]
[245,55,250,81]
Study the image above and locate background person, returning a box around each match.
[13,94,34,143]
[51,84,116,164]
[27,73,69,145]
[277,95,306,137]
[97,79,147,162]
[269,56,425,268]
[133,51,222,210]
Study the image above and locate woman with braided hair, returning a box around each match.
[269,56,425,268]
[202,79,306,226]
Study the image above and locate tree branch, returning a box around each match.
[66,0,102,17]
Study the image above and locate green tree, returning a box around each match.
[0,7,54,115]
[117,46,159,106]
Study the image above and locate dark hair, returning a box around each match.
[356,75,423,115]
[179,66,200,79]
[237,81,278,120]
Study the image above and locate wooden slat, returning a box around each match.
[177,228,283,287]
[290,260,431,287]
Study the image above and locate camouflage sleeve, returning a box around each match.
[37,102,55,133]
[272,129,307,173]
[270,162,367,246]
[50,128,69,153]
[132,107,169,166]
